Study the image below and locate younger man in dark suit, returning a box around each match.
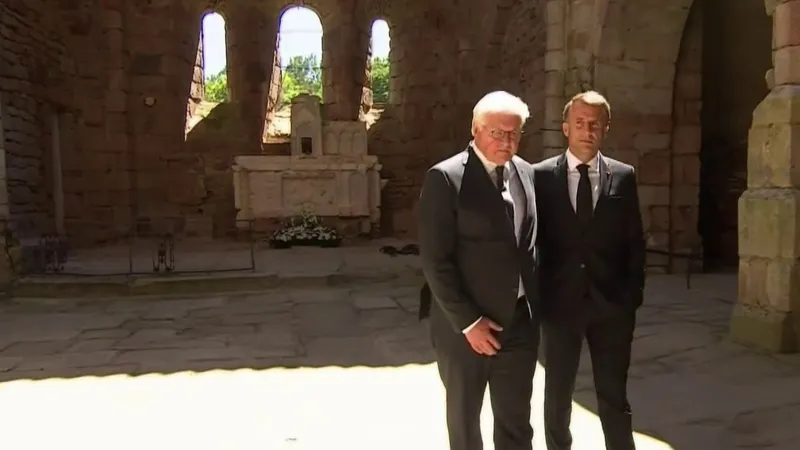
[533,90,646,450]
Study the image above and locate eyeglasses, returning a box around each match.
[486,127,523,142]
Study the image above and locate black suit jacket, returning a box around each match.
[532,153,645,323]
[417,146,540,333]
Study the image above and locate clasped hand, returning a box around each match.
[465,317,503,356]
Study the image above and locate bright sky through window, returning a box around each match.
[201,9,389,79]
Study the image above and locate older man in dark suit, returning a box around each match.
[533,90,646,450]
[418,91,541,450]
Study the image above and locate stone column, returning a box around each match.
[226,4,275,149]
[543,0,567,159]
[731,0,800,353]
[322,0,369,121]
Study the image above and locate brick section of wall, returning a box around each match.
[263,37,282,140]
[667,3,702,272]
[367,0,549,236]
[0,92,6,220]
[592,0,695,270]
[321,0,369,121]
[367,3,464,236]
[186,26,205,130]
[542,0,567,159]
[496,0,548,162]
[0,2,71,238]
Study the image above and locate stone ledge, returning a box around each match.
[729,303,799,353]
[7,269,425,298]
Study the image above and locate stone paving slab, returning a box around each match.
[0,274,798,449]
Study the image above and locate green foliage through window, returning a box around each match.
[370,57,390,103]
[280,55,322,104]
[202,55,391,106]
[205,69,229,102]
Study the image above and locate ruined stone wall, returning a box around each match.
[186,26,205,130]
[364,0,549,236]
[666,2,702,272]
[320,0,370,121]
[55,1,135,244]
[0,1,74,238]
[366,2,462,235]
[263,37,282,140]
[494,0,547,162]
[579,0,695,270]
[0,91,6,221]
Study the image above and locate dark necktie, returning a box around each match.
[495,166,515,222]
[576,164,593,225]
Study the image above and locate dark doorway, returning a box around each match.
[699,0,772,271]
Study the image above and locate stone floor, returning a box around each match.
[0,274,798,449]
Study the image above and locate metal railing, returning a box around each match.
[646,245,703,289]
[4,218,257,277]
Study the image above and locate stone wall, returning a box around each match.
[592,1,695,269]
[3,0,771,266]
[731,0,800,353]
[366,0,549,236]
[0,1,73,239]
[186,26,205,130]
[0,91,6,220]
[366,1,462,235]
[0,0,561,245]
[667,1,702,272]
[264,35,282,140]
[495,0,548,162]
[56,0,134,243]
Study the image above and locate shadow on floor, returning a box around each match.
[0,275,799,449]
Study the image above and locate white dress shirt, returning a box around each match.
[462,143,530,334]
[565,149,601,211]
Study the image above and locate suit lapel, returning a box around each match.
[552,154,576,220]
[463,146,516,243]
[511,158,534,248]
[595,153,613,210]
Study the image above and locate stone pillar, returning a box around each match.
[322,0,369,121]
[226,4,275,149]
[543,0,567,159]
[731,0,800,353]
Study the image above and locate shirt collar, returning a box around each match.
[566,148,600,172]
[471,141,511,174]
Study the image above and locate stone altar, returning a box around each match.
[233,95,385,234]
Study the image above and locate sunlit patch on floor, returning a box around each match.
[0,362,674,449]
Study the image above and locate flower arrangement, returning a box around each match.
[269,210,342,249]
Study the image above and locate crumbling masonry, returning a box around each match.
[0,0,798,351]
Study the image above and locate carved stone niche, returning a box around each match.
[232,155,384,234]
[290,94,323,157]
[322,121,368,156]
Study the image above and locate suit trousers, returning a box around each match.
[431,299,539,450]
[541,301,636,450]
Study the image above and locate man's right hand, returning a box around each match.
[465,318,503,355]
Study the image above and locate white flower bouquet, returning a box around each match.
[269,210,341,248]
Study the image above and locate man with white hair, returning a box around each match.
[418,91,540,450]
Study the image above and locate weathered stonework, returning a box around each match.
[731,0,800,353]
[0,2,71,240]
